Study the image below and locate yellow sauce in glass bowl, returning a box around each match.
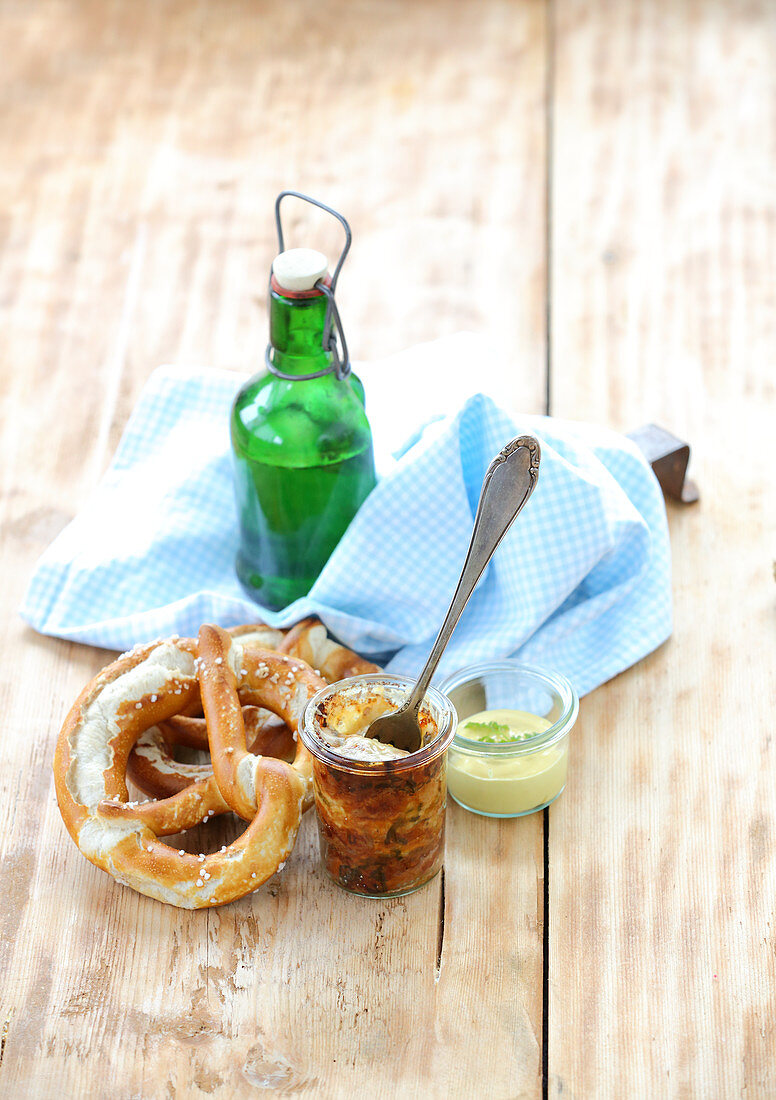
[447,708,569,817]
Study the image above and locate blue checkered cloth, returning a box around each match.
[21,337,672,696]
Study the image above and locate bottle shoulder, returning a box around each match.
[231,372,373,467]
[232,369,366,406]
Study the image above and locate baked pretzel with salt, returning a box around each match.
[54,625,328,908]
[128,707,296,799]
[128,618,379,801]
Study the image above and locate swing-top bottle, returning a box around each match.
[230,200,376,610]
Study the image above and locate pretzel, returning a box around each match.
[126,623,293,798]
[128,618,379,801]
[278,617,381,682]
[128,708,296,799]
[54,627,325,908]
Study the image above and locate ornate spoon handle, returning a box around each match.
[405,435,541,715]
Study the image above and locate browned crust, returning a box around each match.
[279,617,380,682]
[54,638,199,846]
[128,619,379,802]
[197,626,321,821]
[127,709,295,798]
[53,629,332,908]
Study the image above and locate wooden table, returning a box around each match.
[1,2,774,1096]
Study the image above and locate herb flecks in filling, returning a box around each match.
[310,679,447,896]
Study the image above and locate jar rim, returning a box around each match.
[439,661,579,756]
[300,673,457,774]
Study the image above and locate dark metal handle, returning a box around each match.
[268,191,353,381]
[274,191,352,293]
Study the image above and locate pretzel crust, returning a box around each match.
[127,618,379,801]
[128,709,295,799]
[278,617,380,682]
[54,629,325,908]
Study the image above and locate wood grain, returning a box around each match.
[548,0,776,1096]
[5,0,774,1095]
[0,1,548,1097]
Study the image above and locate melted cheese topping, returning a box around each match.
[315,681,437,762]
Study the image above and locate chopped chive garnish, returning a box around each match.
[460,719,535,744]
[464,720,509,734]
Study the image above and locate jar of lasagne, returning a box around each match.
[299,674,457,898]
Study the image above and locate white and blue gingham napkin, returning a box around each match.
[21,335,672,696]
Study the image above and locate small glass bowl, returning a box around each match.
[439,662,579,818]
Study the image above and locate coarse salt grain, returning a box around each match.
[196,879,203,887]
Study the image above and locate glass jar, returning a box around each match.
[439,662,579,818]
[299,674,457,898]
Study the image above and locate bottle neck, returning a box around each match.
[269,287,332,377]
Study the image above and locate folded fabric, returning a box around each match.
[21,334,672,696]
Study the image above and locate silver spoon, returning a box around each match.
[366,435,541,753]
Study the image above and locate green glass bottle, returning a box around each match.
[231,232,376,610]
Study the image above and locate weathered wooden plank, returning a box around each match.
[548,1,776,1095]
[0,1,548,1096]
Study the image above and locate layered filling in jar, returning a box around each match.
[304,678,451,898]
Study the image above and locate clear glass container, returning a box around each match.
[299,674,457,898]
[439,662,579,818]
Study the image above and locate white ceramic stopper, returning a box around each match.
[272,248,328,292]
